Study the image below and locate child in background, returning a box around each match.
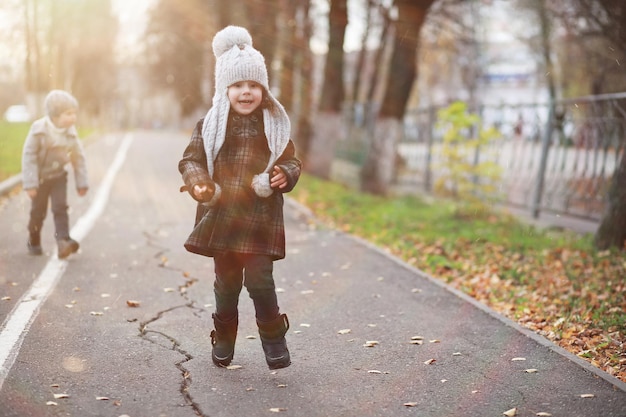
[21,90,88,259]
[179,26,301,369]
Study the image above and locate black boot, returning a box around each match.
[257,313,291,369]
[28,233,43,256]
[210,313,238,367]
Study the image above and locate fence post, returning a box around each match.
[531,104,555,218]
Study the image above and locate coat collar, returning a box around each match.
[30,116,78,139]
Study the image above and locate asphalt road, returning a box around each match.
[0,130,625,417]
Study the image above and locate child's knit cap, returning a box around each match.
[201,26,291,202]
[44,90,78,118]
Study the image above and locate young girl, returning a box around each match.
[178,26,301,369]
[21,90,88,259]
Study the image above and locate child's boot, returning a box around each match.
[27,233,43,256]
[57,238,79,259]
[257,313,291,369]
[210,313,238,367]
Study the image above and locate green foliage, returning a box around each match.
[0,122,31,181]
[434,101,503,212]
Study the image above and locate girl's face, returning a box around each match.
[227,81,263,115]
[52,108,78,129]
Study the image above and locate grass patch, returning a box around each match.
[0,122,31,181]
[291,173,625,382]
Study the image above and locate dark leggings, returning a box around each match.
[213,252,279,322]
[28,173,70,241]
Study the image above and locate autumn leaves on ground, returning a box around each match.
[291,174,626,383]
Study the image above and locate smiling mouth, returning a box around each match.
[239,100,253,104]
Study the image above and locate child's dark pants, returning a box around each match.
[213,252,280,321]
[28,173,70,241]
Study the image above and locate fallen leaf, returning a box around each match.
[163,287,175,292]
[368,370,382,374]
[503,407,517,416]
[50,384,60,388]
[424,358,436,365]
[410,340,423,345]
[536,413,552,416]
[101,293,111,298]
[275,288,285,293]
[363,340,379,347]
[269,407,287,412]
[96,396,109,401]
[46,401,58,406]
[525,369,538,373]
[411,336,424,340]
[300,323,311,327]
[90,311,103,316]
[429,339,441,343]
[277,384,287,388]
[404,402,418,407]
[246,387,255,391]
[53,393,69,399]
[580,394,595,398]
[226,364,242,370]
[337,329,351,335]
[441,379,448,383]
[411,288,422,293]
[300,290,314,295]
[246,335,257,339]
[126,300,141,308]
[1,296,10,301]
[511,357,526,361]
[452,352,462,356]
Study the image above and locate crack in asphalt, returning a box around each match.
[138,303,209,417]
[135,227,214,415]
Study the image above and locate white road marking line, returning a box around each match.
[0,133,134,390]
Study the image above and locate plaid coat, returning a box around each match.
[179,109,301,260]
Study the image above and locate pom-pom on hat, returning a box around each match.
[45,90,78,118]
[201,26,291,203]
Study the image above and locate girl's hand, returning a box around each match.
[270,166,287,189]
[26,189,37,199]
[193,183,214,201]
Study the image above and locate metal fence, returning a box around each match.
[335,92,626,222]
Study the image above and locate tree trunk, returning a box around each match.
[594,149,626,250]
[308,0,348,178]
[244,1,279,66]
[360,0,434,194]
[278,0,297,112]
[293,0,314,167]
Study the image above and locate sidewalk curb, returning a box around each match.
[0,174,21,196]
[285,197,626,393]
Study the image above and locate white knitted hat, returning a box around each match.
[45,90,78,118]
[201,26,291,202]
